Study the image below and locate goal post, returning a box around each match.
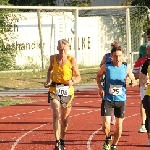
[0,5,149,70]
[77,6,149,68]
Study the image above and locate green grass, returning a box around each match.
[0,97,37,107]
[0,66,99,91]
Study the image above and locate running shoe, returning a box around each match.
[138,124,147,133]
[111,144,117,150]
[103,135,112,150]
[60,139,66,150]
[53,145,61,150]
[147,140,150,146]
[53,140,61,150]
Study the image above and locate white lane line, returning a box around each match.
[11,122,52,150]
[87,128,102,150]
[87,113,140,150]
[10,108,100,149]
[8,97,138,149]
[0,108,50,120]
[1,117,7,119]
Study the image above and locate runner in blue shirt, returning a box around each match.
[100,41,119,125]
[96,46,137,150]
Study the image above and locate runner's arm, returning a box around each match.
[100,55,106,67]
[45,55,54,84]
[126,66,137,86]
[96,64,106,90]
[139,61,148,86]
[71,57,81,84]
[127,66,135,81]
[132,68,140,79]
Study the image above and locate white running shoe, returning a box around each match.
[138,124,147,133]
[147,140,150,146]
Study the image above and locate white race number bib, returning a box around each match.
[56,85,70,96]
[109,84,122,95]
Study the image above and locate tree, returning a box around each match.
[122,0,150,8]
[122,0,150,31]
[64,0,91,6]
[8,0,57,6]
[130,0,150,8]
[0,0,19,70]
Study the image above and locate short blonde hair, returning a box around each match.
[58,39,70,46]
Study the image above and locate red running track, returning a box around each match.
[0,86,149,150]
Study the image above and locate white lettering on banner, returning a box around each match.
[109,84,122,95]
[56,85,70,96]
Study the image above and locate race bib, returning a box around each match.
[109,84,122,95]
[56,85,70,96]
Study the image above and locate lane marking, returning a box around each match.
[10,109,100,149]
[11,122,52,150]
[87,128,102,150]
[0,93,138,150]
[87,113,140,150]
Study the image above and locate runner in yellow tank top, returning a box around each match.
[44,39,81,150]
[50,54,74,95]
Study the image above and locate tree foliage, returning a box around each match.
[131,0,150,8]
[122,0,150,8]
[64,0,91,6]
[8,0,57,6]
[0,0,19,70]
[122,0,150,32]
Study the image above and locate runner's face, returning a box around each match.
[111,50,123,65]
[57,44,69,55]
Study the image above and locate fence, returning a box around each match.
[0,6,149,70]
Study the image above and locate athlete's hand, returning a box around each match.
[130,80,137,87]
[66,80,74,86]
[124,77,130,85]
[44,82,50,88]
[98,88,105,98]
[145,81,150,87]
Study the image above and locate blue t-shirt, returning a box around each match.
[102,63,127,102]
[105,53,112,63]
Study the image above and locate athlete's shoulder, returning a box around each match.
[105,53,110,55]
[144,58,150,64]
[50,54,55,60]
[122,62,127,66]
[105,61,112,64]
[134,56,148,68]
[138,56,148,61]
[140,43,147,48]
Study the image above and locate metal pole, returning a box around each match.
[37,9,44,69]
[126,7,132,68]
[74,8,79,62]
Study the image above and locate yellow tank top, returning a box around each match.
[49,54,74,95]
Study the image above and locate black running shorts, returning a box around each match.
[101,100,126,118]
